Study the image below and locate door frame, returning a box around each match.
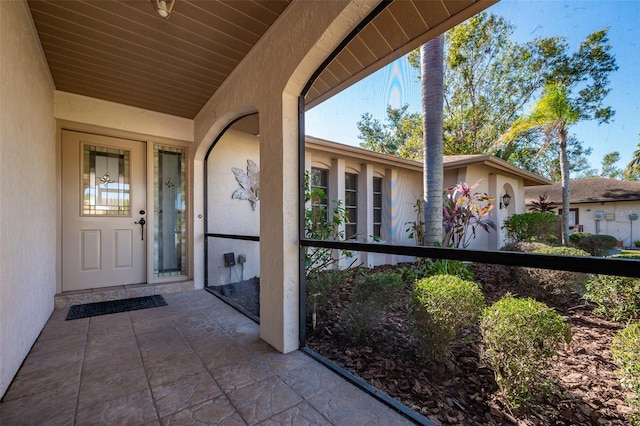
[57,121,193,294]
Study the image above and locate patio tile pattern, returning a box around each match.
[0,290,416,425]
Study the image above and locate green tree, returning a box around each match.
[421,35,445,246]
[356,105,422,160]
[624,135,640,181]
[409,12,564,157]
[498,28,617,244]
[500,83,579,245]
[599,151,623,179]
[509,133,594,181]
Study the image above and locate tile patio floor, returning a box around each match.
[0,290,415,425]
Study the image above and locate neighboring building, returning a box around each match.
[525,178,640,247]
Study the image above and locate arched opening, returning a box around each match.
[203,113,260,320]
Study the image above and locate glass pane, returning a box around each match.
[345,173,357,189]
[82,145,130,216]
[373,177,382,192]
[347,208,357,223]
[345,191,357,206]
[154,145,187,277]
[345,224,357,240]
[373,192,381,208]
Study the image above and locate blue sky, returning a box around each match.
[305,0,640,174]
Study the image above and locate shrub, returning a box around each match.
[533,246,590,256]
[519,246,591,301]
[410,274,485,361]
[576,234,618,256]
[306,269,349,329]
[502,212,558,243]
[426,258,475,281]
[344,271,403,341]
[480,295,571,406]
[501,241,550,253]
[610,252,640,260]
[584,274,640,321]
[612,322,640,424]
[569,231,592,246]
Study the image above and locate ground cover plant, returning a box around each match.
[306,261,634,425]
[612,322,640,425]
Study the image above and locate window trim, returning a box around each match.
[372,176,382,239]
[345,172,358,240]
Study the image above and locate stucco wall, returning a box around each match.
[0,0,57,397]
[566,201,640,247]
[206,129,260,285]
[193,1,376,352]
[54,91,194,143]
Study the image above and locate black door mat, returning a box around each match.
[66,295,167,320]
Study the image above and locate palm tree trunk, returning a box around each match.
[559,126,571,245]
[421,35,444,246]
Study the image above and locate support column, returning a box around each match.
[259,94,299,353]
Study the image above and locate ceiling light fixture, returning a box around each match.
[151,0,175,19]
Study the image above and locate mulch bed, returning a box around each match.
[305,263,634,425]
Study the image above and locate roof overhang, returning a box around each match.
[306,136,550,186]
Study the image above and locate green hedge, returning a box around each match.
[410,274,485,361]
[480,295,571,406]
[502,212,558,243]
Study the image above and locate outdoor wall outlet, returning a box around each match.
[224,252,235,267]
[238,254,246,264]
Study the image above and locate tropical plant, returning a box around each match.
[499,83,579,245]
[442,180,496,248]
[529,194,557,212]
[411,274,485,361]
[497,28,618,244]
[480,295,571,407]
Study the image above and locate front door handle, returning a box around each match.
[135,217,146,240]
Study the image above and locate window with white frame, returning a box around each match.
[373,177,382,239]
[310,167,328,227]
[345,172,358,240]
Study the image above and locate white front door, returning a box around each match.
[62,130,147,291]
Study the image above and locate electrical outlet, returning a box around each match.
[238,254,246,264]
[224,252,235,267]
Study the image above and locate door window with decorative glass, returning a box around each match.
[82,145,130,215]
[154,145,187,277]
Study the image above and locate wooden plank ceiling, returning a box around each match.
[304,0,497,108]
[28,0,495,119]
